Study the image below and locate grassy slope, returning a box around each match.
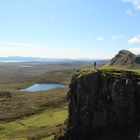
[0,108,67,140]
[101,65,140,74]
[0,88,68,121]
[0,61,107,139]
[78,63,140,75]
[37,69,77,84]
[0,63,69,139]
[0,88,68,139]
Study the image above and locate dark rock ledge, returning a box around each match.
[55,69,140,140]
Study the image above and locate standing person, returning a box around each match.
[94,61,96,69]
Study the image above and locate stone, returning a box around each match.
[55,70,140,140]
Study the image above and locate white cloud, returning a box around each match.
[128,35,140,45]
[0,41,48,57]
[96,37,105,41]
[0,41,113,59]
[122,0,140,15]
[129,47,140,54]
[122,0,140,9]
[111,35,124,40]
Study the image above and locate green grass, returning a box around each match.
[21,107,67,127]
[42,135,54,140]
[0,107,67,139]
[37,69,77,84]
[0,61,106,139]
[0,88,68,121]
[0,83,68,139]
[101,65,140,74]
[77,66,140,76]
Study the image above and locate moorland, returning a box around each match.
[0,61,106,140]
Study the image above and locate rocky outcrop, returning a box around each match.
[55,69,140,140]
[107,50,136,67]
[135,55,140,64]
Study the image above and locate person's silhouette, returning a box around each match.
[94,61,96,69]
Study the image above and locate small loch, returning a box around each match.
[20,83,68,92]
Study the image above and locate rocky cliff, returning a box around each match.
[136,55,140,64]
[107,50,136,67]
[55,69,140,140]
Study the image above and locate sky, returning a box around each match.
[0,0,140,59]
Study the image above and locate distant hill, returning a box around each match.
[0,56,108,62]
[106,50,140,68]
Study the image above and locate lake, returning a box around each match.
[20,83,68,92]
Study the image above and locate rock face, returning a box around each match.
[107,50,136,67]
[55,70,140,140]
[135,55,140,64]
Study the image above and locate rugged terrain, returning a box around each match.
[106,50,140,68]
[0,61,107,139]
[55,69,140,140]
[1,53,140,139]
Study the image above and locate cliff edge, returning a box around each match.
[55,69,140,140]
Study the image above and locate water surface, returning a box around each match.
[20,83,67,92]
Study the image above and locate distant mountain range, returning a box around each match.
[0,56,108,62]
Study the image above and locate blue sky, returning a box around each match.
[0,0,140,58]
